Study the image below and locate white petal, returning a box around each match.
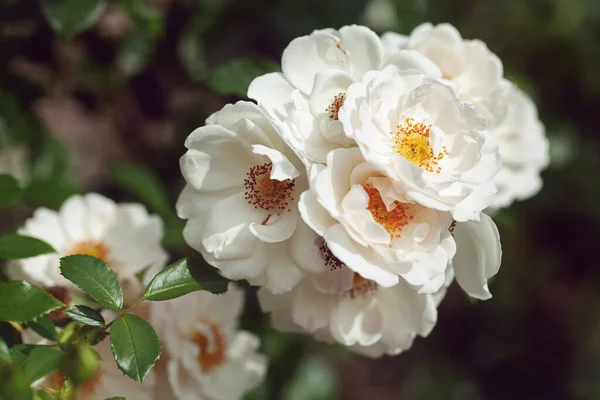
[248,72,295,119]
[251,144,299,180]
[20,208,67,253]
[264,245,304,294]
[85,193,117,241]
[298,190,336,237]
[324,224,399,287]
[292,280,333,331]
[291,220,327,274]
[308,69,355,118]
[330,295,383,346]
[249,208,298,243]
[338,25,384,79]
[282,30,343,95]
[59,195,89,243]
[181,125,258,192]
[311,265,355,294]
[452,213,502,299]
[383,50,441,77]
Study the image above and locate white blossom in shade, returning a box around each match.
[381,23,504,101]
[22,330,156,400]
[257,245,438,358]
[299,147,456,293]
[0,145,28,184]
[177,101,307,294]
[248,25,441,167]
[478,80,550,209]
[450,213,502,300]
[9,193,167,304]
[339,65,501,222]
[151,283,267,400]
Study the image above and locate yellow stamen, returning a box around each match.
[392,117,448,174]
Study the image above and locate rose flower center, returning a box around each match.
[244,162,295,220]
[68,241,110,263]
[325,92,346,120]
[392,117,448,173]
[364,184,414,239]
[346,273,378,299]
[318,237,345,271]
[191,322,227,373]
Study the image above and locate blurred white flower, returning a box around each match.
[340,65,501,221]
[151,283,267,400]
[249,25,439,167]
[299,147,456,292]
[382,23,504,101]
[478,80,550,209]
[9,193,167,304]
[23,329,156,400]
[177,101,307,294]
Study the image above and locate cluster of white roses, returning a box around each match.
[179,23,548,358]
[5,22,549,400]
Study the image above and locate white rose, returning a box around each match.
[9,193,167,304]
[382,23,504,101]
[258,253,439,358]
[177,101,306,293]
[339,65,501,221]
[249,25,440,167]
[477,80,550,209]
[151,284,267,400]
[299,147,456,292]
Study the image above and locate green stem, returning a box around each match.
[106,296,146,328]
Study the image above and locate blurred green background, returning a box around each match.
[1,0,600,399]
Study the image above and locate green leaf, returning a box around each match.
[0,174,22,208]
[9,344,33,365]
[110,314,161,383]
[60,255,123,312]
[144,258,229,299]
[0,234,55,260]
[64,305,105,327]
[29,316,59,341]
[205,58,279,97]
[0,338,10,363]
[111,163,172,217]
[41,0,107,38]
[0,363,33,400]
[144,259,201,301]
[10,345,63,383]
[0,281,64,322]
[21,346,63,383]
